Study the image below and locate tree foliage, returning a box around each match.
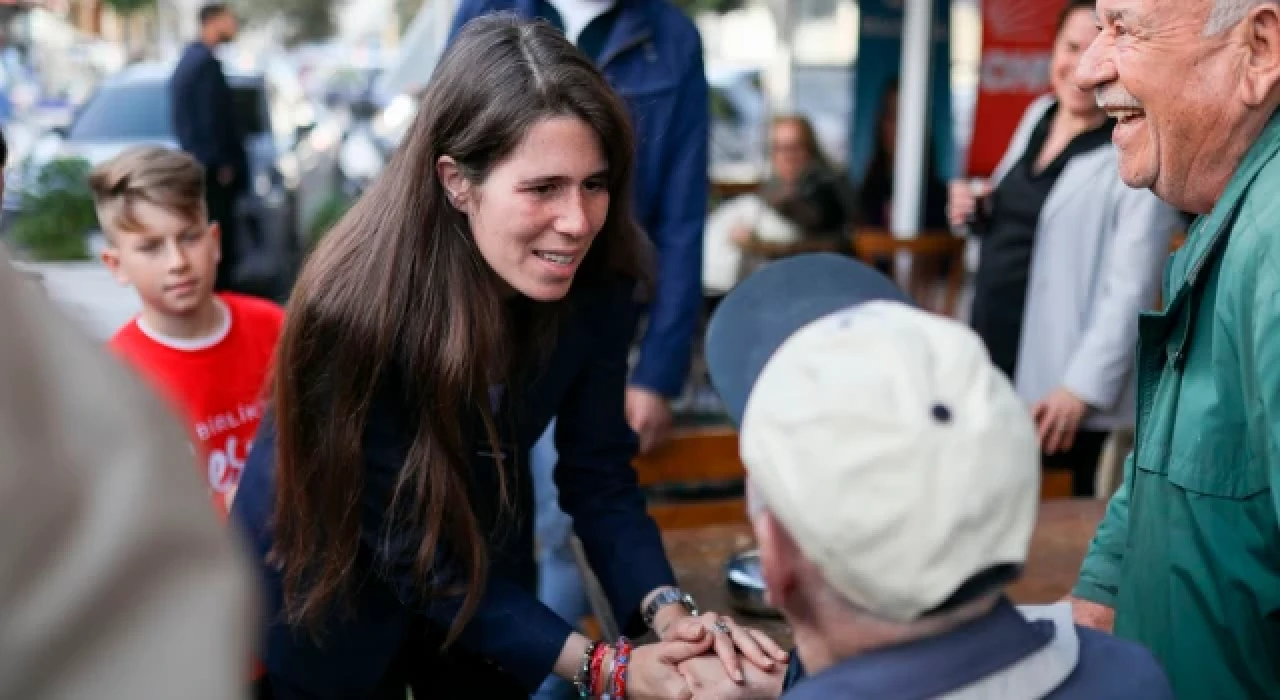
[11,159,97,262]
[102,0,155,17]
[237,0,338,45]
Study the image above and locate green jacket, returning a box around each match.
[1074,115,1280,698]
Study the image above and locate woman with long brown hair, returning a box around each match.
[231,14,785,700]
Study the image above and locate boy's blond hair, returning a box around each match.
[89,146,207,238]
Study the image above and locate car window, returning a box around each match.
[68,82,172,141]
[68,79,268,141]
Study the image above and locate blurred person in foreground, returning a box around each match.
[0,128,254,696]
[948,0,1178,496]
[704,115,853,300]
[699,253,1173,699]
[92,146,284,516]
[1068,0,1280,696]
[171,3,249,294]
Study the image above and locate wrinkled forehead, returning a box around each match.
[1097,0,1213,29]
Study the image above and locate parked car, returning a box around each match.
[4,61,340,297]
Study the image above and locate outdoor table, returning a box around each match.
[661,498,1107,648]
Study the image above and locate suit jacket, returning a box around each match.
[450,0,709,398]
[989,95,1180,431]
[0,248,254,698]
[171,42,248,192]
[231,278,677,697]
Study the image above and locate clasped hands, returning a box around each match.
[630,611,788,700]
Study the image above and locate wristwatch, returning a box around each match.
[642,587,700,630]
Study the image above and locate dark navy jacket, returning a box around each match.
[450,0,709,398]
[170,42,248,192]
[783,599,1174,699]
[231,280,677,696]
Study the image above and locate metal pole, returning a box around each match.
[890,0,934,239]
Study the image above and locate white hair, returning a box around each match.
[1205,0,1269,35]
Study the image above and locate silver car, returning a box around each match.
[5,61,340,296]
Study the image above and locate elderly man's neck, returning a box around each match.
[789,592,1001,676]
[1176,105,1280,214]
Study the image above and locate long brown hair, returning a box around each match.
[271,14,647,642]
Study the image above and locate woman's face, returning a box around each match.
[771,121,812,184]
[459,116,610,302]
[1052,9,1103,118]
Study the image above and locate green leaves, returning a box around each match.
[102,0,156,16]
[10,158,98,262]
[235,0,338,45]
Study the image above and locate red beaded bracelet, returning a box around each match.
[612,637,632,700]
[589,640,610,697]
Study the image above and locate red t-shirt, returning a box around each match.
[110,293,284,514]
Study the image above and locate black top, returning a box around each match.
[970,106,1113,379]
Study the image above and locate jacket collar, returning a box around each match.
[1170,109,1280,305]
[517,0,652,68]
[784,599,1053,700]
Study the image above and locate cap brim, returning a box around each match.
[706,253,911,426]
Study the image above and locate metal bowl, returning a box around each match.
[725,549,782,618]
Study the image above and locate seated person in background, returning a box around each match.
[700,254,1174,699]
[703,115,852,298]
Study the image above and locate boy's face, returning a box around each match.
[100,200,221,317]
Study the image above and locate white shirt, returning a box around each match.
[547,0,616,44]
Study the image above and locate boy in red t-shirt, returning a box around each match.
[91,146,283,515]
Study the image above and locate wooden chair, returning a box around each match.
[710,179,762,202]
[632,426,747,530]
[852,228,967,318]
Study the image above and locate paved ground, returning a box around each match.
[23,261,140,341]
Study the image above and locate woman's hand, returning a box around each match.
[946,179,989,229]
[663,613,788,683]
[679,654,785,700]
[1033,387,1089,455]
[730,224,754,247]
[627,628,717,700]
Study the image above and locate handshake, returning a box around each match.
[604,612,789,700]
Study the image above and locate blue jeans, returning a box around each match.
[532,419,590,700]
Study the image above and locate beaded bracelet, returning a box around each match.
[574,641,600,699]
[611,637,632,700]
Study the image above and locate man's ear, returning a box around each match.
[208,221,222,265]
[435,155,471,211]
[100,243,129,286]
[1240,3,1280,107]
[755,511,798,609]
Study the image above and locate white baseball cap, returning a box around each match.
[706,254,1040,623]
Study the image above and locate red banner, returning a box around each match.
[966,0,1066,177]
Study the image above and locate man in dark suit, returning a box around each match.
[170,3,247,293]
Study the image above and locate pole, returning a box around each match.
[890,0,933,239]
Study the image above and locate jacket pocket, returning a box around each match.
[1163,431,1270,499]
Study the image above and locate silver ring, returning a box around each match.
[712,619,731,635]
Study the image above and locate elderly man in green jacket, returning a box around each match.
[1072,0,1280,697]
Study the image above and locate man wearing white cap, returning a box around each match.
[702,254,1172,699]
